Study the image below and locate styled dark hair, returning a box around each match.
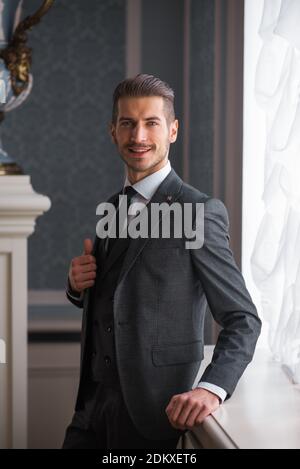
[112,74,175,124]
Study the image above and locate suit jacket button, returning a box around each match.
[104,356,111,365]
[107,326,112,333]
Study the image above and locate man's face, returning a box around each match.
[111,96,178,180]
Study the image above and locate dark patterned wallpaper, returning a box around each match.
[189,0,214,195]
[1,0,214,294]
[2,0,126,289]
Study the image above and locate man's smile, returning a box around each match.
[127,146,153,157]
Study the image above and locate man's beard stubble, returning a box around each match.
[119,143,170,174]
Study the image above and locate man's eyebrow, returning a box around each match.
[118,116,162,122]
[144,116,161,121]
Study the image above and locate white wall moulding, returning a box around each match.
[0,176,51,236]
[0,175,51,449]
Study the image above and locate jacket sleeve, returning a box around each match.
[191,197,262,397]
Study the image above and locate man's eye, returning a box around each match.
[148,121,158,126]
[121,122,131,127]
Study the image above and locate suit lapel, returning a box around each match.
[115,169,183,288]
[98,169,183,284]
[84,169,183,315]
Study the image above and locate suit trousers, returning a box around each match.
[62,377,182,449]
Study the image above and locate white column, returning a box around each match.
[0,175,51,449]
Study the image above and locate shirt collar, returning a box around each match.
[123,160,171,201]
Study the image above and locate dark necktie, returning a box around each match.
[106,185,137,256]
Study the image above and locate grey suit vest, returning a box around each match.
[89,239,128,386]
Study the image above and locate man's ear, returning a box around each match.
[110,123,117,144]
[169,119,179,143]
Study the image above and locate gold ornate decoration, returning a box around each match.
[0,1,55,176]
[0,161,23,175]
[0,0,55,97]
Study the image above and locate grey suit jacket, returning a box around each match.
[67,168,262,440]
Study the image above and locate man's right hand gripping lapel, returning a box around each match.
[67,238,97,305]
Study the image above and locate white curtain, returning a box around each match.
[251,0,300,382]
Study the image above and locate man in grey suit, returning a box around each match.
[62,74,261,449]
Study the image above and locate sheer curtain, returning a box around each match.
[251,0,300,382]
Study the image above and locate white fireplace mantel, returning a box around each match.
[0,175,51,449]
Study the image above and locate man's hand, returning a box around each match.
[68,238,97,293]
[165,388,220,431]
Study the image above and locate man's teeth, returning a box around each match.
[130,148,150,152]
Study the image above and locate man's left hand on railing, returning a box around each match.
[165,388,220,431]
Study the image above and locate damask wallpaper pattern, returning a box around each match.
[189,0,214,194]
[2,0,126,289]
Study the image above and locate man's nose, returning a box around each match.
[130,123,147,142]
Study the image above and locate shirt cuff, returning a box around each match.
[196,382,227,403]
[67,278,84,302]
